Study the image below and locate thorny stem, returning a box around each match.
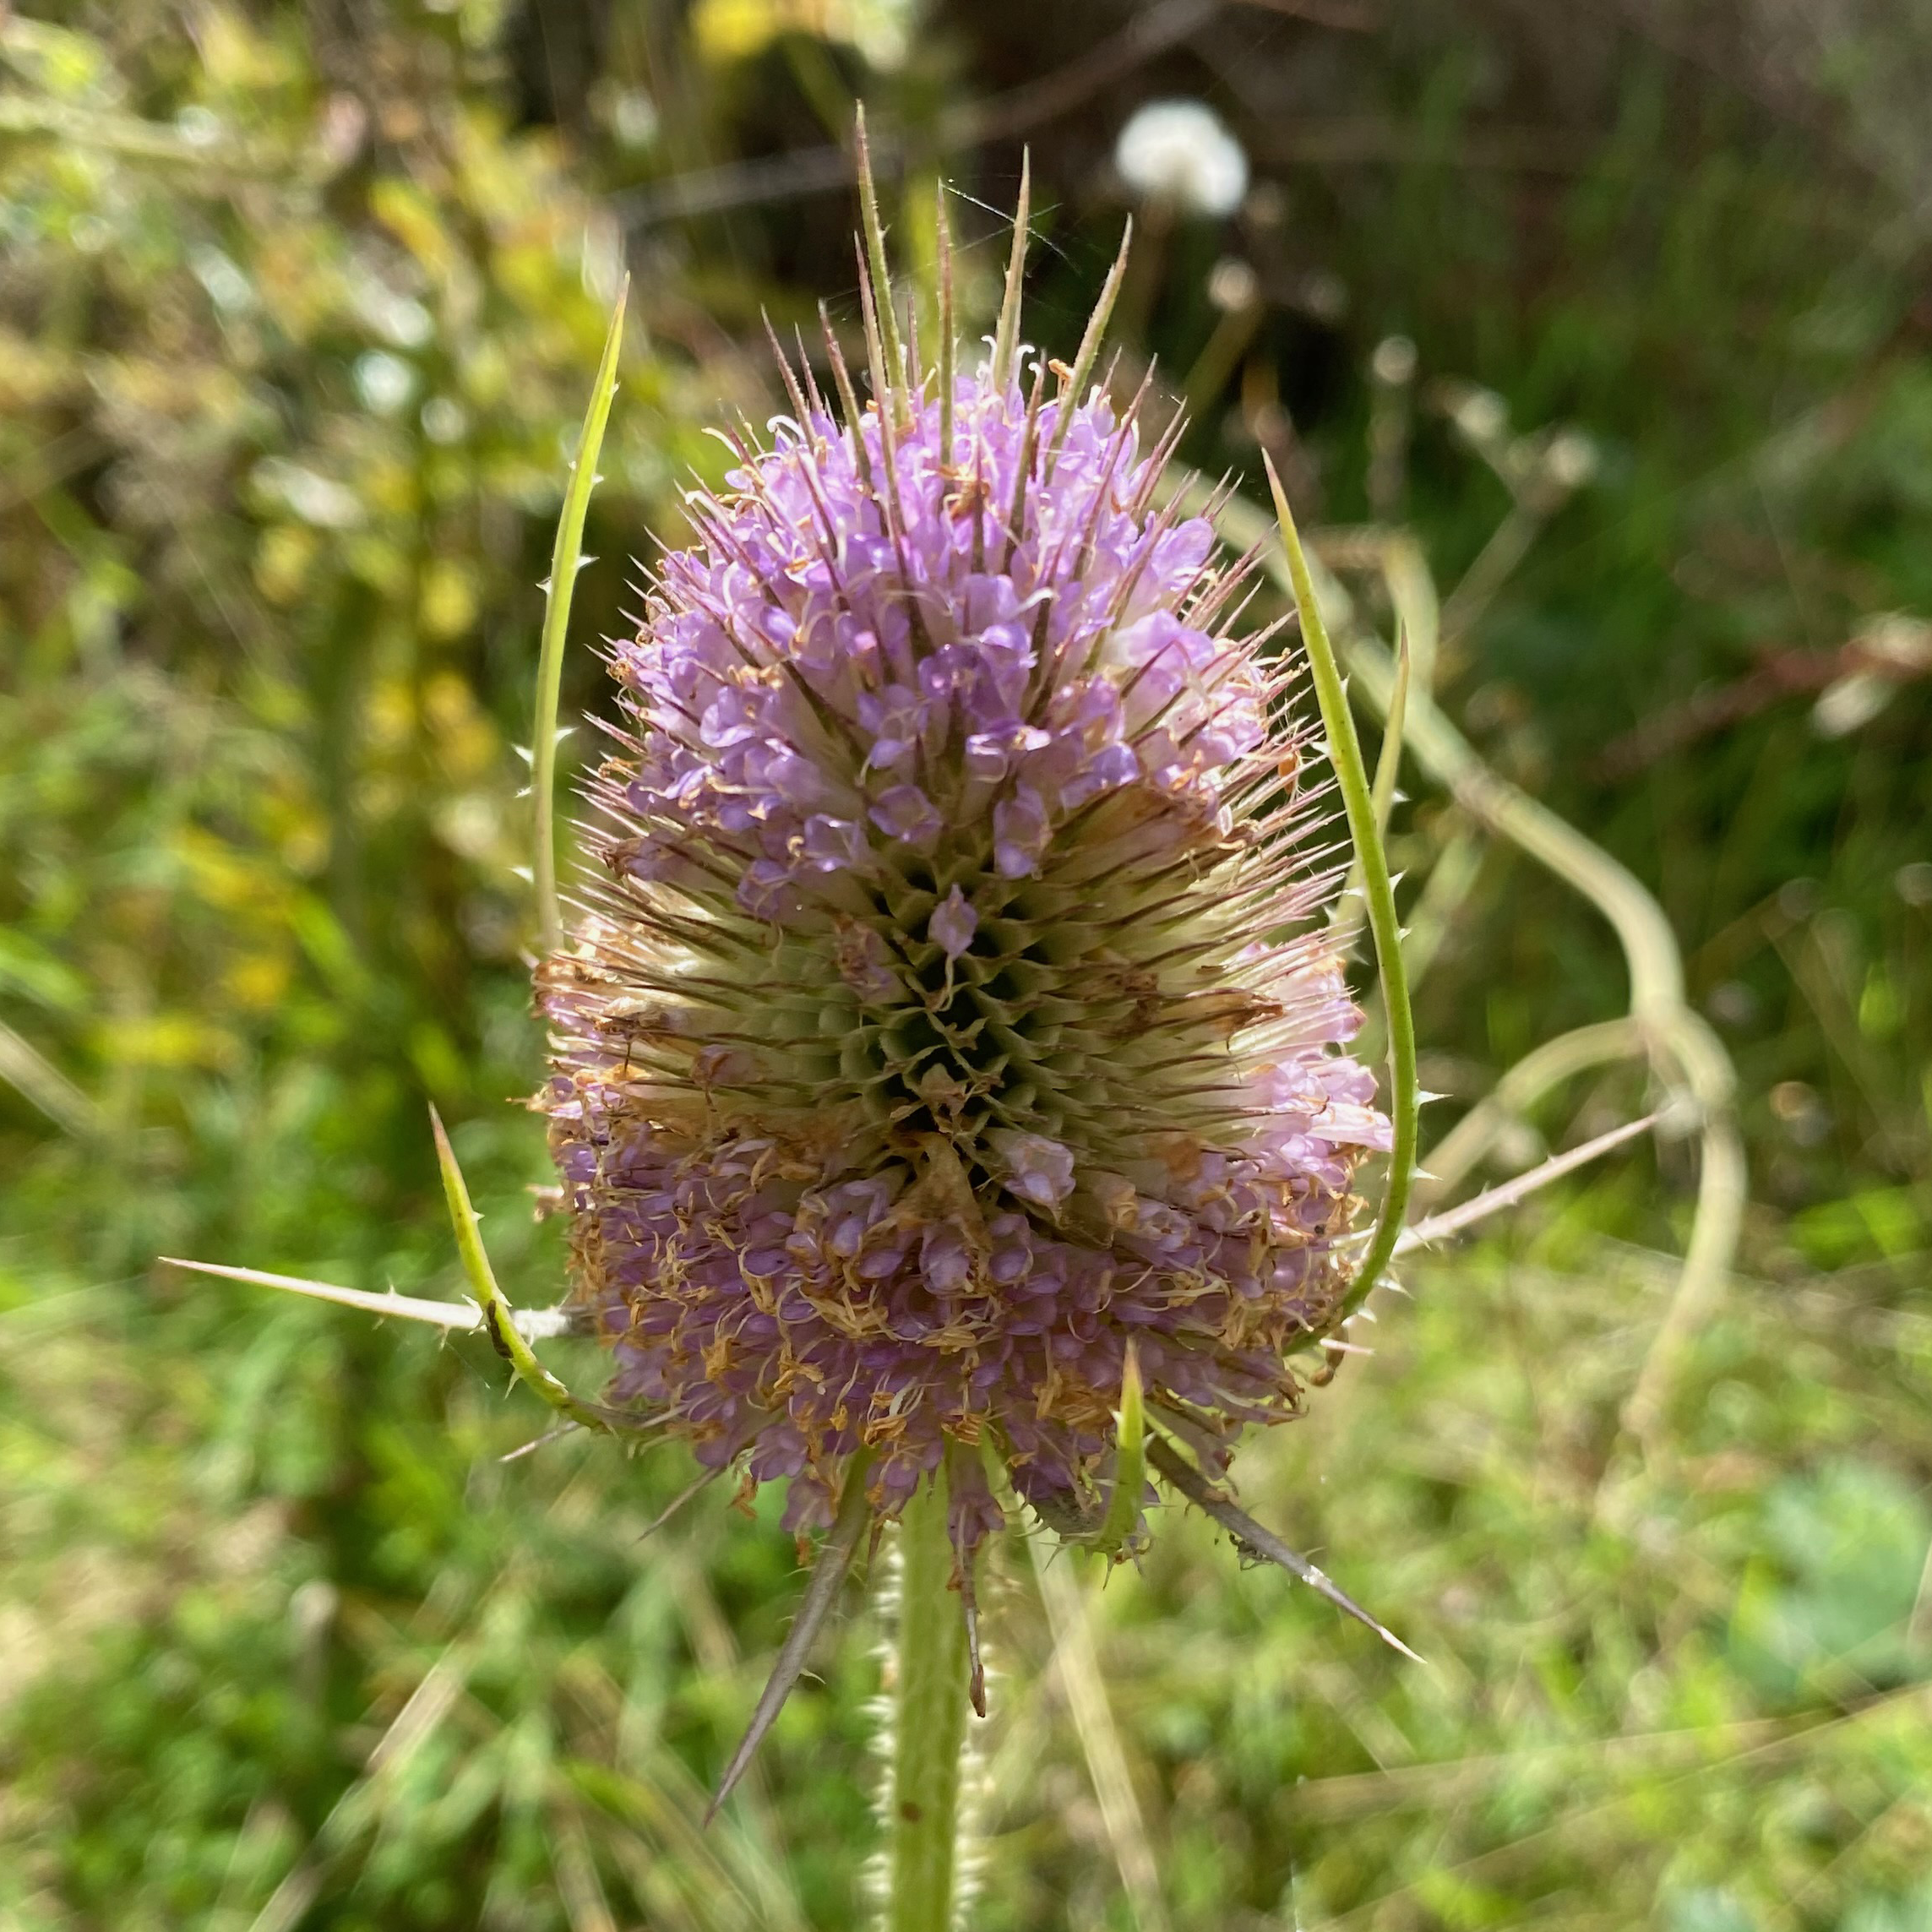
[889,1467,972,1932]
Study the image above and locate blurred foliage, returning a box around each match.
[3,1,1930,1929]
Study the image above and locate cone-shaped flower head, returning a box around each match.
[539,196,1387,1565]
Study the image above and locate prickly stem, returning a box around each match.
[887,1467,974,1932]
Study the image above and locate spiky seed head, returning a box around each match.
[538,179,1386,1567]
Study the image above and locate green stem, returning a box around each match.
[890,1468,971,1932]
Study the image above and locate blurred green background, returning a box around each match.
[3,3,1929,1927]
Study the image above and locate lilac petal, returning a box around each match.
[929,884,977,960]
[992,783,1049,878]
[800,814,869,870]
[989,1129,1076,1209]
[870,785,943,846]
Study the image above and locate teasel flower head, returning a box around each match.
[536,148,1389,1589]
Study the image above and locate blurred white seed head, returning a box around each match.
[1452,386,1509,445]
[421,395,468,444]
[1115,99,1249,218]
[599,84,660,150]
[1371,334,1418,386]
[1295,267,1348,324]
[175,104,222,149]
[1543,428,1598,492]
[1207,255,1260,313]
[1895,860,1932,906]
[1812,614,1932,738]
[189,243,255,316]
[1813,672,1892,738]
[354,350,416,416]
[1853,611,1932,672]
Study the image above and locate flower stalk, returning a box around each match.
[886,1467,975,1932]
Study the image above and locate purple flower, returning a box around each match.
[538,204,1381,1570]
[869,784,944,847]
[992,785,1049,879]
[988,1130,1076,1210]
[928,885,978,961]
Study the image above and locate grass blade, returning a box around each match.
[535,279,629,957]
[1027,1528,1172,1932]
[0,1015,99,1139]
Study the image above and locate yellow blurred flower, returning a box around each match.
[692,0,915,70]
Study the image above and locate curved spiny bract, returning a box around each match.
[538,255,1386,1573]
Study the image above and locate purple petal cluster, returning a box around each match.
[541,340,1385,1554]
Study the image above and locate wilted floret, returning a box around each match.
[539,216,1385,1570]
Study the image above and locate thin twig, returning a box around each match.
[1395,1112,1660,1253]
[161,1256,586,1339]
[614,0,1370,231]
